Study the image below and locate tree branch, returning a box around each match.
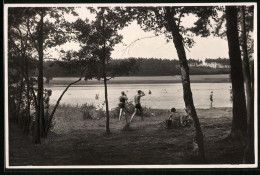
[9,37,22,53]
[106,77,114,81]
[45,66,88,136]
[24,16,30,51]
[183,44,191,53]
[27,20,39,53]
[177,8,185,28]
[121,34,163,57]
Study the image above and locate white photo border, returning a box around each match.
[4,2,258,169]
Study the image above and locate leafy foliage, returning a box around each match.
[126,6,220,49]
[67,7,137,81]
[205,58,230,66]
[8,7,78,139]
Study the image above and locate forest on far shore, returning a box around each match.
[43,57,231,78]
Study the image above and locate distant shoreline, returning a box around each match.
[45,74,230,86]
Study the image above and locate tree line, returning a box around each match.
[43,57,230,79]
[8,5,254,164]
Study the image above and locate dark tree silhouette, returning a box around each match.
[164,7,205,162]
[72,7,136,133]
[226,6,247,137]
[8,7,78,143]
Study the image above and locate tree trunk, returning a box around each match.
[164,7,205,163]
[226,6,247,137]
[102,59,110,134]
[104,76,110,134]
[39,10,46,138]
[16,79,24,124]
[25,57,32,135]
[243,62,254,163]
[101,11,110,134]
[23,57,31,134]
[34,9,44,143]
[241,6,252,124]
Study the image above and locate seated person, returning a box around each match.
[166,107,181,128]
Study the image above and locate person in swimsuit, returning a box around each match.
[44,90,52,123]
[210,91,213,108]
[118,91,128,121]
[130,90,145,123]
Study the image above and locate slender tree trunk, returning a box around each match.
[243,62,254,163]
[164,7,205,162]
[16,79,24,124]
[34,10,44,143]
[104,75,110,134]
[22,54,31,134]
[25,59,32,135]
[241,6,252,124]
[101,10,110,134]
[241,7,254,163]
[226,6,247,137]
[39,10,45,138]
[102,57,110,134]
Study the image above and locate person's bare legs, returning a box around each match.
[119,108,123,121]
[124,110,128,123]
[130,108,137,123]
[139,108,144,121]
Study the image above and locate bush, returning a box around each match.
[80,103,105,120]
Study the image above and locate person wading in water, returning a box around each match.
[210,91,213,108]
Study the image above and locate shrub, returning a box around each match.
[80,103,105,120]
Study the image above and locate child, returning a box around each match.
[165,107,181,128]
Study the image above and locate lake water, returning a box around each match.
[48,83,232,110]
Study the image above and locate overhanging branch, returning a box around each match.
[45,66,88,136]
[121,34,163,57]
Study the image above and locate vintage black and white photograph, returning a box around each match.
[4,2,257,169]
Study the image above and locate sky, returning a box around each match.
[111,21,229,60]
[48,6,230,61]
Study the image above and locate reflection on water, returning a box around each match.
[49,83,232,110]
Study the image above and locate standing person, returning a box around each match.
[118,91,128,121]
[130,90,145,123]
[44,90,52,123]
[210,91,213,108]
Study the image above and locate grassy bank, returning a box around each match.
[45,74,230,86]
[9,105,245,166]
